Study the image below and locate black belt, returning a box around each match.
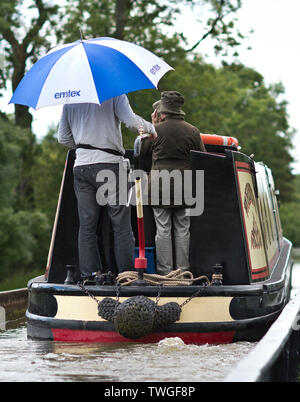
[77,143,124,157]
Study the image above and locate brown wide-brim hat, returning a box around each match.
[152,100,161,110]
[155,91,185,116]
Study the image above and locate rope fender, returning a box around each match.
[80,269,221,340]
[98,295,181,339]
[97,270,210,339]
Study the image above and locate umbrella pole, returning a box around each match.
[134,177,147,286]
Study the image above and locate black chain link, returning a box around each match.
[78,281,121,305]
[78,280,204,310]
[179,287,205,308]
[155,284,162,305]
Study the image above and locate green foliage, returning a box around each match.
[56,0,244,64]
[280,202,300,246]
[279,175,300,246]
[33,127,67,223]
[185,0,245,57]
[56,0,187,68]
[0,116,50,282]
[0,0,59,126]
[0,117,22,209]
[0,208,50,282]
[0,268,44,291]
[0,0,59,73]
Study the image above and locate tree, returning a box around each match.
[1,0,245,129]
[56,0,186,67]
[0,0,58,128]
[220,64,294,200]
[152,57,294,201]
[57,0,245,62]
[185,0,245,56]
[0,0,60,209]
[279,174,300,246]
[32,127,67,223]
[0,113,38,209]
[0,115,23,208]
[0,115,50,281]
[0,208,50,282]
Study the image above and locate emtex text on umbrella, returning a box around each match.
[54,90,81,99]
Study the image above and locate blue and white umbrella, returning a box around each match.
[9,37,173,110]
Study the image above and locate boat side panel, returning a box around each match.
[233,156,269,282]
[255,163,283,274]
[265,166,283,246]
[231,153,286,283]
[53,295,234,323]
[189,151,249,285]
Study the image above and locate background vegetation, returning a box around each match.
[0,0,299,289]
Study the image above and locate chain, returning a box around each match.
[179,287,204,308]
[78,281,121,305]
[154,282,205,308]
[77,280,99,305]
[155,284,162,305]
[78,280,204,310]
[115,283,121,302]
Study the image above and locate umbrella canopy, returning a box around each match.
[9,37,173,110]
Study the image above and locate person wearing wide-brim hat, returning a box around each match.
[142,91,206,275]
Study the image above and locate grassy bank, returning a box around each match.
[0,269,44,291]
[293,248,300,260]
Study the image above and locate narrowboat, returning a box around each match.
[26,134,293,344]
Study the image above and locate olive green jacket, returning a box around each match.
[140,115,206,208]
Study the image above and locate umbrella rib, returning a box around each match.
[80,43,101,105]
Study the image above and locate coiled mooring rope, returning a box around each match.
[117,269,210,287]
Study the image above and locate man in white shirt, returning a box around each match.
[58,94,156,280]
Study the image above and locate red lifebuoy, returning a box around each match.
[200,134,239,147]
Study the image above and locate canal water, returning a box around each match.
[1,262,299,383]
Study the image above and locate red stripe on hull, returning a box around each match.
[251,270,269,280]
[52,328,235,344]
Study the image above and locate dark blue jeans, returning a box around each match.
[73,163,134,278]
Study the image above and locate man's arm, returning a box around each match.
[192,128,206,152]
[114,95,157,138]
[57,106,76,148]
[198,132,206,152]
